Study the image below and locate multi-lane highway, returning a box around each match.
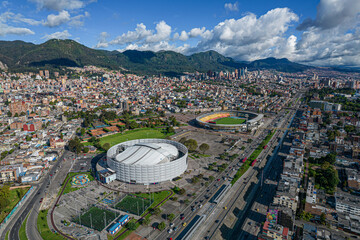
[156,95,300,240]
[234,116,295,239]
[204,110,295,240]
[157,93,302,240]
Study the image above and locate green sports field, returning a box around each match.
[74,207,117,231]
[115,195,152,216]
[215,117,246,125]
[98,128,170,147]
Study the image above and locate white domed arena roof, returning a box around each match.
[114,142,179,166]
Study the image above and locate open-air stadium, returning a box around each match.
[196,111,263,132]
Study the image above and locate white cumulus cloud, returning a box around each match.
[297,0,360,30]
[43,10,70,27]
[94,3,360,67]
[0,24,34,36]
[145,21,172,43]
[0,12,35,36]
[224,2,239,12]
[101,21,172,48]
[29,0,87,11]
[95,31,109,48]
[189,8,299,61]
[42,29,71,40]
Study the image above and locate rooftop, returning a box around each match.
[114,142,179,166]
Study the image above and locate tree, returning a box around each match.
[14,113,19,118]
[126,222,137,230]
[0,185,10,211]
[166,126,175,134]
[199,143,210,154]
[184,139,198,152]
[60,133,63,139]
[208,165,214,171]
[80,128,86,136]
[178,188,186,195]
[344,125,356,133]
[191,176,199,184]
[129,121,139,129]
[321,162,330,170]
[141,217,151,226]
[320,213,326,225]
[247,139,253,143]
[68,137,83,154]
[167,213,175,221]
[102,143,111,151]
[7,111,12,117]
[209,176,215,182]
[179,137,187,144]
[83,147,89,153]
[150,208,161,216]
[158,221,166,231]
[315,166,339,193]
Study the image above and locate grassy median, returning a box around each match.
[19,214,29,240]
[37,209,66,240]
[231,130,275,185]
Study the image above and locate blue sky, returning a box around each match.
[1,0,360,67]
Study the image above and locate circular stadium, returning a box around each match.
[106,139,188,185]
[196,111,263,132]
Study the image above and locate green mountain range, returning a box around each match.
[0,39,311,75]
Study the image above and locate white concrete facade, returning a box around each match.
[107,139,188,184]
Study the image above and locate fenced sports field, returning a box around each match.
[115,195,152,216]
[73,207,117,231]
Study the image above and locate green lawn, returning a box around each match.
[61,172,94,195]
[215,117,246,125]
[98,128,171,147]
[0,187,30,223]
[74,207,117,232]
[19,214,29,240]
[37,210,66,240]
[5,231,9,240]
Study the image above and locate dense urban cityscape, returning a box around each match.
[0,63,359,240]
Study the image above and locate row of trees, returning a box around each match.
[179,137,210,153]
[7,111,26,118]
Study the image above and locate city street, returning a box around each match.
[155,96,299,240]
[1,150,73,240]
